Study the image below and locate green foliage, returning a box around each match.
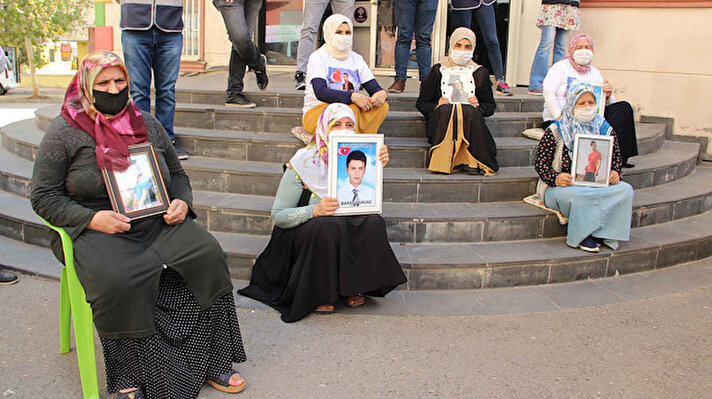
[0,0,92,69]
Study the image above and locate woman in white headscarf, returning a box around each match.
[301,14,389,135]
[239,103,406,323]
[416,27,498,175]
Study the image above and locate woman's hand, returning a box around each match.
[437,97,450,107]
[609,170,620,185]
[369,90,388,108]
[351,92,372,112]
[603,80,613,99]
[378,144,390,167]
[87,210,131,234]
[313,197,339,217]
[555,173,573,187]
[164,199,189,225]
[467,95,479,107]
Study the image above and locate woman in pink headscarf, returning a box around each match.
[31,51,248,398]
[541,33,638,168]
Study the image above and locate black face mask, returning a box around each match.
[93,86,129,115]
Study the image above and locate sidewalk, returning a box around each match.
[1,260,712,398]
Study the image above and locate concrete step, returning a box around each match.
[3,166,711,247]
[174,88,547,113]
[4,186,711,290]
[2,117,666,168]
[179,140,698,200]
[189,165,712,242]
[0,235,62,280]
[196,207,712,288]
[0,132,699,205]
[34,104,543,138]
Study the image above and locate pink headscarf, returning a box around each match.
[60,50,148,171]
[566,33,594,73]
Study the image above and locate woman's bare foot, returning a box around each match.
[229,372,245,387]
[346,295,366,307]
[316,304,335,312]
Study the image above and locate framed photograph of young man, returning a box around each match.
[440,66,476,104]
[328,134,384,215]
[571,134,614,187]
[101,143,170,220]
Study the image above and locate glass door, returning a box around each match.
[262,0,303,65]
[182,0,202,61]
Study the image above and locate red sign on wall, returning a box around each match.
[61,43,72,61]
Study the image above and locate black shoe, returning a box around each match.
[623,163,635,168]
[225,93,256,108]
[0,269,18,285]
[171,140,189,160]
[579,236,600,253]
[294,71,306,90]
[462,165,484,175]
[253,54,269,91]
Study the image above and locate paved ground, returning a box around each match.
[2,259,712,399]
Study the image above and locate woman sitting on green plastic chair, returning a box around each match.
[30,51,248,398]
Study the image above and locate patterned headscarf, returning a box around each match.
[440,27,481,69]
[566,33,594,73]
[321,14,353,61]
[60,50,148,171]
[556,81,611,156]
[288,104,356,198]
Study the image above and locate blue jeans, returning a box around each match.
[452,5,505,81]
[528,25,568,90]
[394,0,438,81]
[121,28,182,139]
[213,0,262,95]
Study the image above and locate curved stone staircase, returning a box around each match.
[1,90,711,289]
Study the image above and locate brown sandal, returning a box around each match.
[346,295,366,307]
[206,370,247,394]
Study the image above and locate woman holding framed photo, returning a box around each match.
[416,27,498,175]
[542,33,639,168]
[31,51,248,398]
[239,103,406,322]
[533,82,634,253]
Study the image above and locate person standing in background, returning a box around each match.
[118,0,189,160]
[450,0,512,96]
[213,0,269,108]
[294,0,355,90]
[387,0,438,94]
[527,0,580,95]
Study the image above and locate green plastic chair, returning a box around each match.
[41,218,100,399]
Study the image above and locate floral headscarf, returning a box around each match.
[288,104,356,198]
[566,33,594,74]
[321,14,353,61]
[60,50,148,171]
[556,81,611,156]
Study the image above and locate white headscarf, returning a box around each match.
[320,14,353,61]
[288,103,356,198]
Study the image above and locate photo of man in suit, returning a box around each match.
[337,150,375,206]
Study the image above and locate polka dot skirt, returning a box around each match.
[100,269,246,398]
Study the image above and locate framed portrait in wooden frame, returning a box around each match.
[101,143,170,220]
[571,134,614,187]
[328,133,384,215]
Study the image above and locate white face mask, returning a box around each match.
[332,34,352,52]
[449,50,473,66]
[573,49,593,66]
[574,106,597,122]
[329,129,355,138]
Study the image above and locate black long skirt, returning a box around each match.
[425,104,499,173]
[604,101,638,164]
[238,215,407,323]
[101,268,246,399]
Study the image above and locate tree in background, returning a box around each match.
[0,0,91,98]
